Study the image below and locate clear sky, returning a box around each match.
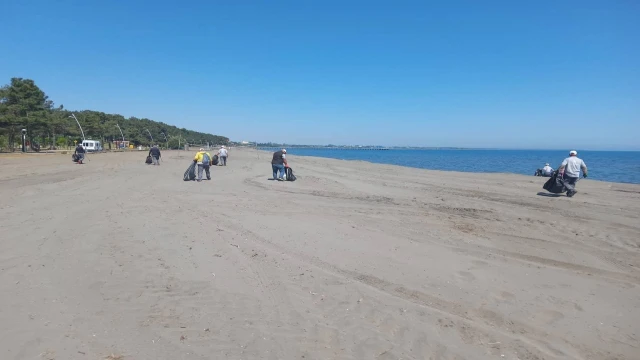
[2,0,638,149]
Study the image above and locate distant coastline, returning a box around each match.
[253,143,469,151]
[239,143,638,152]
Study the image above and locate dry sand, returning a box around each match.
[0,149,639,360]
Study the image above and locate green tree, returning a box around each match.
[1,77,229,152]
[0,134,7,151]
[0,78,54,150]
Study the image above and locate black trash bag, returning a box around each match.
[72,153,79,162]
[543,171,566,194]
[212,155,219,166]
[285,167,296,181]
[145,155,152,164]
[183,162,196,181]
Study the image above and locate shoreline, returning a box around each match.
[282,150,640,187]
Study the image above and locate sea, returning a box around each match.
[266,148,640,185]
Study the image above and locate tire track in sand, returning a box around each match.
[220,218,609,360]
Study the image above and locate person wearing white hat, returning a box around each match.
[217,145,228,166]
[558,150,588,197]
[271,148,288,181]
[193,147,213,182]
[541,163,554,176]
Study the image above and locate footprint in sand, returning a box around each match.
[455,271,476,282]
[489,290,516,303]
[471,260,489,268]
[531,309,565,325]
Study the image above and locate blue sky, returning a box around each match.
[2,0,638,149]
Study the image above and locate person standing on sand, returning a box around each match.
[193,148,213,182]
[217,146,228,166]
[271,149,288,180]
[74,143,86,164]
[558,150,588,197]
[148,145,161,165]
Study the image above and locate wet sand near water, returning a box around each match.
[1,149,639,359]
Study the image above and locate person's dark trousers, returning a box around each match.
[272,164,285,179]
[220,156,227,166]
[563,174,579,195]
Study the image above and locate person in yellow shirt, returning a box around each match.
[193,148,213,182]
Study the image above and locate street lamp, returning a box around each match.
[69,113,86,141]
[115,124,125,142]
[145,129,154,144]
[115,123,125,149]
[21,128,27,152]
[160,132,168,148]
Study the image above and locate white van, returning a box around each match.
[82,140,102,152]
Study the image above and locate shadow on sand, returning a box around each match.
[536,192,564,198]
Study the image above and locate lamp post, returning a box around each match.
[161,132,168,148]
[145,129,154,145]
[21,129,27,152]
[115,124,125,149]
[115,124,125,142]
[69,114,86,141]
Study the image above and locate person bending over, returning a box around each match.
[74,143,86,164]
[149,145,161,165]
[271,149,287,181]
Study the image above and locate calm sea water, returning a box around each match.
[268,149,640,184]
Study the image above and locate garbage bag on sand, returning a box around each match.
[285,167,297,181]
[145,155,152,164]
[543,171,566,194]
[72,154,79,162]
[183,162,196,181]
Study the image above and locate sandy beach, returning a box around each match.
[1,149,638,360]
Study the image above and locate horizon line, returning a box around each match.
[235,143,639,152]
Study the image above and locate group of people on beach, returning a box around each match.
[537,150,588,197]
[135,144,292,183]
[76,143,588,196]
[136,144,231,182]
[189,146,229,182]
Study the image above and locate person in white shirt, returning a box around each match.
[542,163,553,176]
[558,150,588,197]
[217,146,228,166]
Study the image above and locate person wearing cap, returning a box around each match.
[217,145,228,166]
[558,150,588,197]
[271,148,288,181]
[193,148,213,182]
[541,163,553,176]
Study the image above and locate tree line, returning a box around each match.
[0,78,229,151]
